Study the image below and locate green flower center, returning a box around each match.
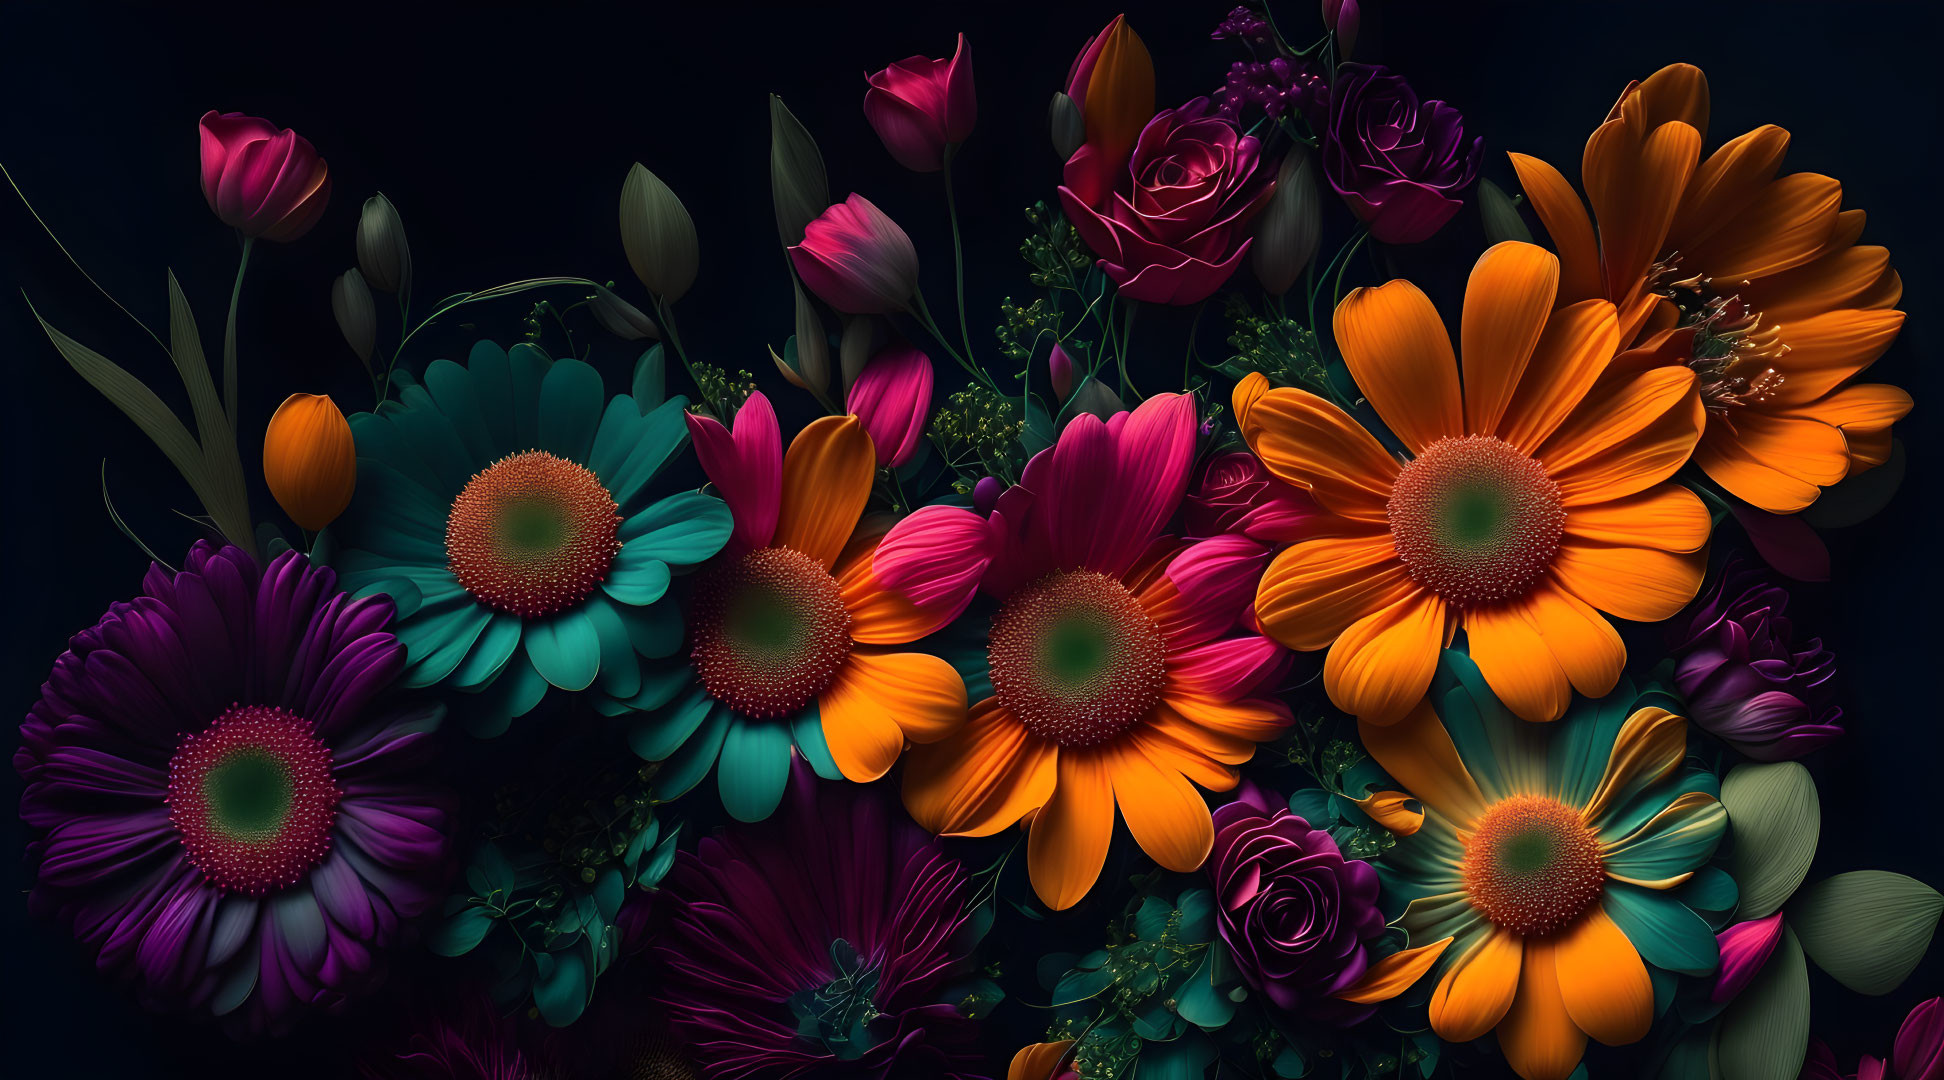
[446,449,622,618]
[165,704,341,896]
[1461,794,1605,937]
[1387,434,1565,607]
[690,546,852,718]
[988,569,1167,747]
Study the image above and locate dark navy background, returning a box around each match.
[2,1,1938,1074]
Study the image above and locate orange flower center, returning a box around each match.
[446,450,622,617]
[690,547,852,718]
[166,705,341,896]
[1461,795,1605,937]
[988,570,1167,747]
[1386,435,1564,607]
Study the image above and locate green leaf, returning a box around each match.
[427,906,496,957]
[633,344,666,412]
[769,94,829,247]
[1720,762,1819,918]
[533,946,590,1026]
[166,271,254,553]
[1716,926,1808,1080]
[1478,178,1534,246]
[1789,870,1943,995]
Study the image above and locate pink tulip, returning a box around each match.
[864,34,976,173]
[847,343,934,468]
[1063,15,1120,110]
[1896,998,1944,1080]
[1710,911,1784,1003]
[1048,342,1076,400]
[789,194,920,315]
[198,111,331,242]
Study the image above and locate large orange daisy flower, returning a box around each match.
[1509,63,1909,513]
[1236,241,1711,724]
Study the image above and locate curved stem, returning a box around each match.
[1,158,171,358]
[1116,298,1140,400]
[910,290,995,390]
[1331,229,1372,312]
[222,235,256,426]
[941,147,979,367]
[379,275,605,404]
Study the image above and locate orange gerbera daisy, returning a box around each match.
[1236,241,1711,724]
[1509,63,1909,513]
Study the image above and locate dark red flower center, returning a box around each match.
[690,547,852,718]
[1387,435,1565,607]
[165,704,341,896]
[988,570,1167,748]
[1460,795,1605,937]
[446,450,621,618]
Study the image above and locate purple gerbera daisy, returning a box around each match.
[16,542,453,1033]
[654,762,989,1080]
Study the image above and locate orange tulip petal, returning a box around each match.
[1325,589,1450,725]
[1767,308,1906,408]
[1233,374,1399,523]
[1428,929,1523,1042]
[1508,153,1603,304]
[1498,937,1588,1080]
[1497,300,1620,453]
[1542,367,1703,504]
[1580,706,1686,828]
[1551,539,1706,624]
[1461,243,1561,436]
[1358,698,1490,826]
[1336,937,1454,1004]
[1554,907,1654,1046]
[1027,749,1115,910]
[1563,485,1711,552]
[774,415,876,568]
[1254,534,1417,652]
[1687,172,1843,283]
[902,699,1056,837]
[1464,601,1573,723]
[1669,125,1790,249]
[1333,279,1464,454]
[1108,739,1215,872]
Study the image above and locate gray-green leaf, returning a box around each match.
[1720,762,1819,919]
[1790,870,1943,995]
[1715,926,1808,1080]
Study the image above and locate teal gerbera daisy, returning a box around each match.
[1360,651,1734,1080]
[330,341,730,734]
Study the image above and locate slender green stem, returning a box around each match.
[1116,298,1140,400]
[651,296,703,392]
[222,235,256,426]
[379,275,605,404]
[1307,225,1368,329]
[910,291,994,389]
[941,147,979,367]
[1332,229,1372,310]
[1,159,171,357]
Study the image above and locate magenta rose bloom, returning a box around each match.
[789,194,921,314]
[864,33,976,172]
[1206,782,1387,1021]
[1321,65,1481,244]
[1184,451,1321,542]
[198,110,332,242]
[1058,96,1275,305]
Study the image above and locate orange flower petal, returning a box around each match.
[1686,172,1843,283]
[1508,153,1603,304]
[819,647,967,780]
[1527,582,1628,701]
[1429,929,1523,1042]
[1498,937,1588,1080]
[774,415,876,568]
[1027,748,1115,910]
[1766,308,1906,408]
[1356,790,1426,836]
[1741,245,1896,325]
[1359,699,1490,827]
[1233,374,1399,523]
[1584,119,1701,322]
[1464,602,1573,723]
[1779,383,1914,472]
[902,699,1056,836]
[1333,279,1464,454]
[1541,367,1703,504]
[1551,539,1706,623]
[1008,1042,1076,1080]
[1325,589,1450,725]
[1161,691,1292,747]
[1554,907,1653,1046]
[1128,715,1245,788]
[1461,242,1561,436]
[1720,411,1852,488]
[1580,706,1686,827]
[1669,124,1790,249]
[1108,739,1215,873]
[1496,300,1620,453]
[1692,426,1823,513]
[1617,63,1710,136]
[1563,485,1711,552]
[833,519,951,644]
[1254,534,1417,652]
[1336,937,1453,1004]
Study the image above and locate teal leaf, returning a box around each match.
[1720,762,1819,919]
[533,947,590,1026]
[1789,870,1943,995]
[428,906,496,957]
[1715,926,1808,1080]
[633,345,667,412]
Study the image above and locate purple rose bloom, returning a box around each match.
[16,542,452,1033]
[1669,557,1841,760]
[654,761,987,1079]
[1207,782,1387,1021]
[1322,64,1482,244]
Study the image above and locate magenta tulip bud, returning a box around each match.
[1711,912,1784,1003]
[864,33,976,173]
[1048,342,1076,400]
[198,110,331,242]
[1896,998,1944,1080]
[1322,0,1360,57]
[972,476,1003,517]
[788,194,920,315]
[847,343,935,468]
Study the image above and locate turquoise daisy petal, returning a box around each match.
[602,560,671,607]
[449,612,523,691]
[1603,881,1720,976]
[653,704,732,798]
[717,717,793,822]
[1602,793,1728,886]
[507,343,550,449]
[389,383,480,495]
[1677,866,1739,925]
[577,595,643,700]
[537,357,605,463]
[350,409,446,495]
[792,705,843,781]
[469,651,551,722]
[602,397,689,512]
[397,596,494,688]
[1396,889,1485,951]
[465,340,517,449]
[587,396,649,496]
[1547,676,1639,810]
[524,608,602,691]
[351,575,423,618]
[616,597,685,660]
[630,684,716,761]
[423,358,498,463]
[1432,652,1540,801]
[336,553,465,606]
[618,491,733,566]
[338,462,448,562]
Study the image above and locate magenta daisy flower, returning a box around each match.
[16,542,452,1033]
